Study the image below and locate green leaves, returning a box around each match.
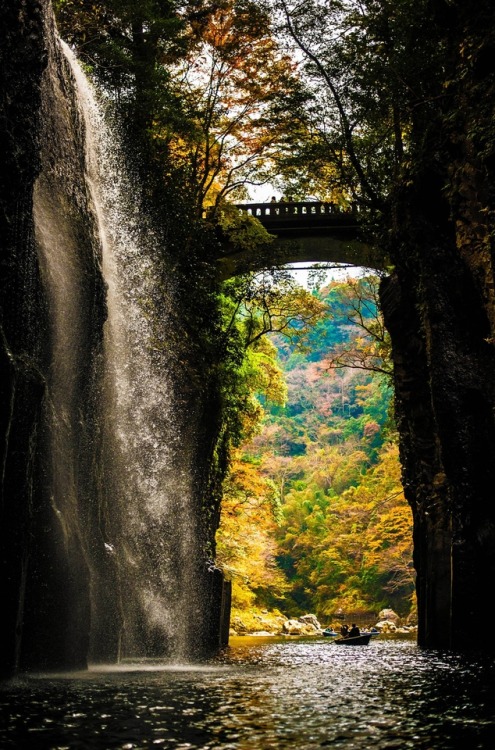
[217,275,413,620]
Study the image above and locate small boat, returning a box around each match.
[322,628,338,637]
[333,633,373,645]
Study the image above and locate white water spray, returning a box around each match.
[36,39,202,660]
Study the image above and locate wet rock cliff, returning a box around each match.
[380,2,495,651]
[0,0,105,674]
[0,0,228,677]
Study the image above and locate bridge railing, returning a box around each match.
[234,201,359,221]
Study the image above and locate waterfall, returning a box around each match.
[33,35,203,663]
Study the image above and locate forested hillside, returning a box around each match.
[217,276,415,626]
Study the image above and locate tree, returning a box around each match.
[275,441,413,617]
[216,452,288,610]
[221,277,409,618]
[55,0,187,134]
[274,0,438,209]
[166,0,304,213]
[221,271,327,351]
[321,276,392,377]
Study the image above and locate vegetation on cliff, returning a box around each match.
[53,0,334,563]
[52,0,495,651]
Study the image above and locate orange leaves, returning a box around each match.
[216,451,288,607]
[221,454,276,517]
[168,0,302,207]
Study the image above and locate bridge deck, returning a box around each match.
[235,201,359,230]
[216,201,381,279]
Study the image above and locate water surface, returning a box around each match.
[1,636,494,749]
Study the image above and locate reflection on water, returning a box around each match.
[1,636,495,749]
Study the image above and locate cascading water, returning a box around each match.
[33,34,204,664]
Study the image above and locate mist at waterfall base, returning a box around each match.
[2,637,495,749]
[33,37,204,665]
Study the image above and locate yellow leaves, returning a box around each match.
[355,443,414,588]
[166,135,194,160]
[222,454,276,514]
[248,338,288,407]
[217,203,275,252]
[216,450,288,608]
[272,439,414,612]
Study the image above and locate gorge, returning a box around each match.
[1,0,495,679]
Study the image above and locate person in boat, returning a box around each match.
[349,623,361,638]
[340,623,349,637]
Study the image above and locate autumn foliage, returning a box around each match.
[216,277,415,622]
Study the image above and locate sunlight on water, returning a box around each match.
[1,637,494,749]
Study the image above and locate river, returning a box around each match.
[1,635,494,749]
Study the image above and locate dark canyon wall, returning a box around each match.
[0,0,106,674]
[1,0,56,675]
[380,1,495,651]
[0,0,228,677]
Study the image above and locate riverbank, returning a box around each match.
[229,607,418,637]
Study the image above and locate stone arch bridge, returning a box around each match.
[216,201,387,279]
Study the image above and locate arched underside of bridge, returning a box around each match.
[217,227,387,280]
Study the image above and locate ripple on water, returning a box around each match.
[1,638,495,749]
